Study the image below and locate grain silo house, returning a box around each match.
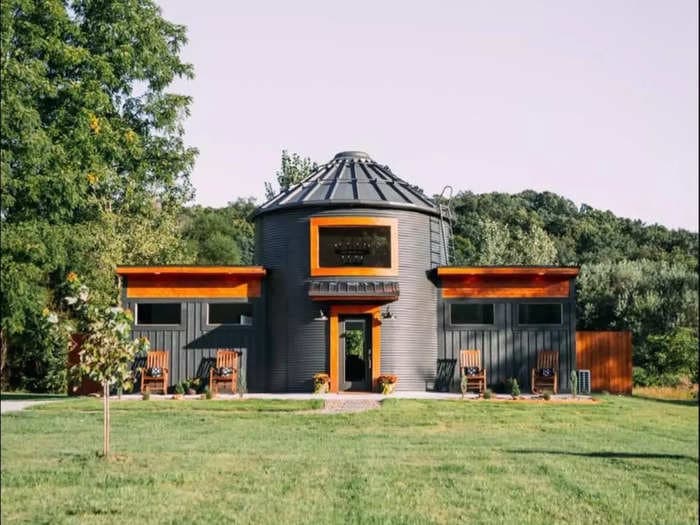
[117,151,579,393]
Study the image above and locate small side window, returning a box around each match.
[450,304,495,325]
[208,303,253,325]
[518,304,562,325]
[136,303,181,325]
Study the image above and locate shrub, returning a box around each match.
[483,389,492,400]
[174,383,185,395]
[570,370,578,398]
[460,375,469,398]
[510,378,520,398]
[204,386,213,400]
[542,391,552,401]
[638,328,699,385]
[141,389,150,401]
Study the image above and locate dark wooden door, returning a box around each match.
[339,316,371,391]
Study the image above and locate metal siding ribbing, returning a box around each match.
[438,298,575,392]
[257,206,442,392]
[127,299,259,390]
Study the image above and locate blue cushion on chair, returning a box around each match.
[215,367,233,377]
[539,368,555,377]
[147,367,163,378]
[464,367,481,376]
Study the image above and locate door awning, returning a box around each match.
[308,280,399,302]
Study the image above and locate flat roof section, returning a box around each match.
[436,266,579,278]
[116,266,266,276]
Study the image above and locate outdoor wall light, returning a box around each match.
[382,307,396,320]
[314,309,328,321]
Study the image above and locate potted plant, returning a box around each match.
[184,377,200,396]
[377,374,398,395]
[312,373,330,394]
[173,382,185,400]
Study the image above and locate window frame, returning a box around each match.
[134,301,184,328]
[309,217,399,277]
[204,301,254,328]
[448,301,498,329]
[516,302,564,327]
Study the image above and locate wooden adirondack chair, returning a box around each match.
[459,349,487,394]
[531,350,559,394]
[209,350,240,394]
[140,351,169,394]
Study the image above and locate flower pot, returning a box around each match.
[172,394,183,400]
[381,383,395,395]
[187,388,197,395]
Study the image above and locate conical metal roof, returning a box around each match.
[252,151,440,218]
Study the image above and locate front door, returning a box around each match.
[339,315,371,391]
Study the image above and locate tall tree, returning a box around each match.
[264,150,317,200]
[1,0,197,390]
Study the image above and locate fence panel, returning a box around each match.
[576,331,633,394]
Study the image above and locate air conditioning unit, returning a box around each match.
[577,370,591,394]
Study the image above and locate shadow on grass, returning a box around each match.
[1,392,67,401]
[630,394,698,407]
[507,449,697,461]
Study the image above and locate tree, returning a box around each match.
[1,0,196,389]
[48,273,149,457]
[264,150,317,200]
[181,198,257,265]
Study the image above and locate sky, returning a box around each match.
[158,0,698,231]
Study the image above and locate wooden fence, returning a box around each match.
[576,331,633,394]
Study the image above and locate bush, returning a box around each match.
[482,389,492,400]
[204,386,213,400]
[510,378,520,398]
[174,383,185,395]
[141,389,150,401]
[637,328,698,384]
[542,391,552,401]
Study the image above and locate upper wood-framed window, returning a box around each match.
[309,217,399,277]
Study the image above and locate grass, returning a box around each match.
[634,385,698,403]
[1,396,698,525]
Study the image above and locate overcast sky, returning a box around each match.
[158,0,698,231]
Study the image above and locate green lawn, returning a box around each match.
[1,396,697,525]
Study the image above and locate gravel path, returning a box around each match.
[0,400,60,414]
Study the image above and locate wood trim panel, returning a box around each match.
[309,217,398,277]
[125,276,262,299]
[576,331,633,394]
[329,304,381,393]
[310,295,399,302]
[116,266,266,276]
[437,266,579,277]
[441,276,570,298]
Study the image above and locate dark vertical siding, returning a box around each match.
[256,206,443,392]
[438,297,576,392]
[125,298,260,390]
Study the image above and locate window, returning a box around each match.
[310,217,398,276]
[518,304,562,325]
[136,303,181,325]
[319,226,391,268]
[207,303,253,325]
[450,303,495,325]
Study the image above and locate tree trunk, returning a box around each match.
[103,381,110,457]
[0,329,8,390]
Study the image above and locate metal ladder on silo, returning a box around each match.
[438,186,455,265]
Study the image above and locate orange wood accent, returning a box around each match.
[328,304,382,392]
[310,295,399,302]
[437,266,579,277]
[459,350,486,393]
[116,266,266,276]
[209,350,240,394]
[576,331,633,394]
[309,217,399,277]
[125,275,262,299]
[140,351,169,394]
[441,276,570,298]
